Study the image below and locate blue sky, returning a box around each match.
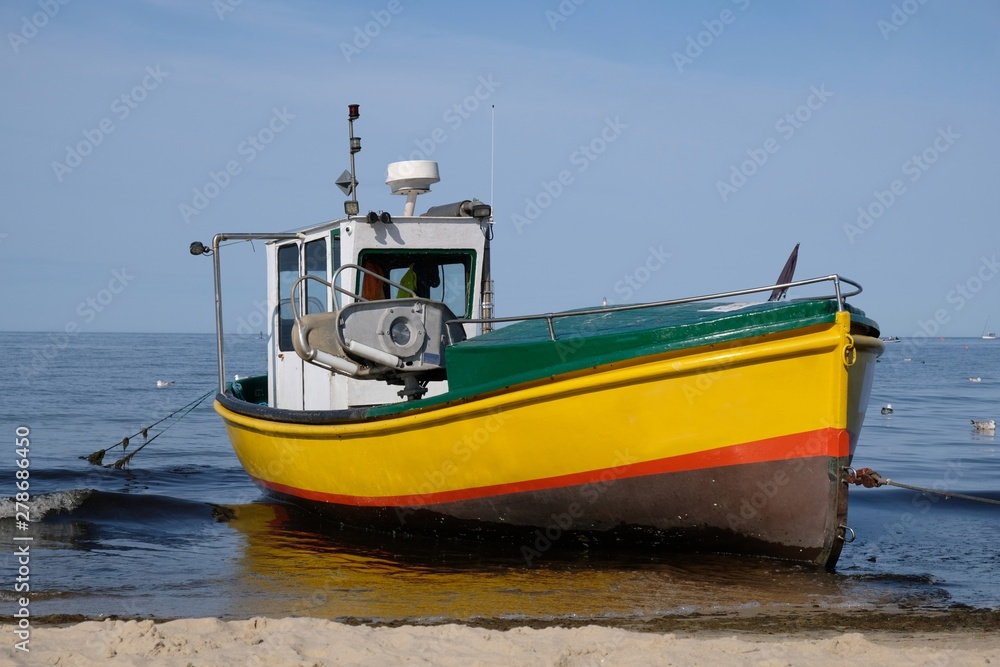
[2,0,999,336]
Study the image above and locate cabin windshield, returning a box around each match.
[357,250,474,317]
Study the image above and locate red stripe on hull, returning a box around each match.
[251,427,849,508]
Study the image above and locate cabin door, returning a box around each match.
[301,237,333,410]
[272,237,335,410]
[274,243,304,410]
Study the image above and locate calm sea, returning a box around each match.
[1,332,998,621]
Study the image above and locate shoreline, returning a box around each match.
[6,611,1000,666]
[27,606,1000,632]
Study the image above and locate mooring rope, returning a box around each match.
[83,389,215,467]
[847,467,1000,506]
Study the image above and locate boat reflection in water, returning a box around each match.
[217,500,937,622]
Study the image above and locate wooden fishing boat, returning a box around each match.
[198,106,883,569]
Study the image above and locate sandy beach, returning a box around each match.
[6,614,1000,666]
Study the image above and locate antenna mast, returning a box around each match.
[345,104,361,216]
[481,105,496,333]
[490,104,495,209]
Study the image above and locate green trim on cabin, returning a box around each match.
[364,298,879,418]
[331,229,343,308]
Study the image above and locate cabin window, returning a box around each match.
[277,243,298,352]
[304,239,327,314]
[357,250,475,317]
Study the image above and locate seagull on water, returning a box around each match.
[971,419,995,431]
[881,404,893,415]
[156,380,175,387]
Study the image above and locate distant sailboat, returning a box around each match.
[983,318,997,340]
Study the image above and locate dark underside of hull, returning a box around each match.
[257,456,848,568]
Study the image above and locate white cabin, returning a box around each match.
[264,185,491,411]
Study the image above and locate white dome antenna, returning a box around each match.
[386,161,440,216]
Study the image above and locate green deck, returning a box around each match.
[365,298,878,417]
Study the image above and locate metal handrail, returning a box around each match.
[289,265,420,364]
[290,264,419,321]
[210,232,302,394]
[206,232,862,392]
[447,274,862,343]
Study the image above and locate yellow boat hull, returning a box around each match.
[216,312,882,567]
